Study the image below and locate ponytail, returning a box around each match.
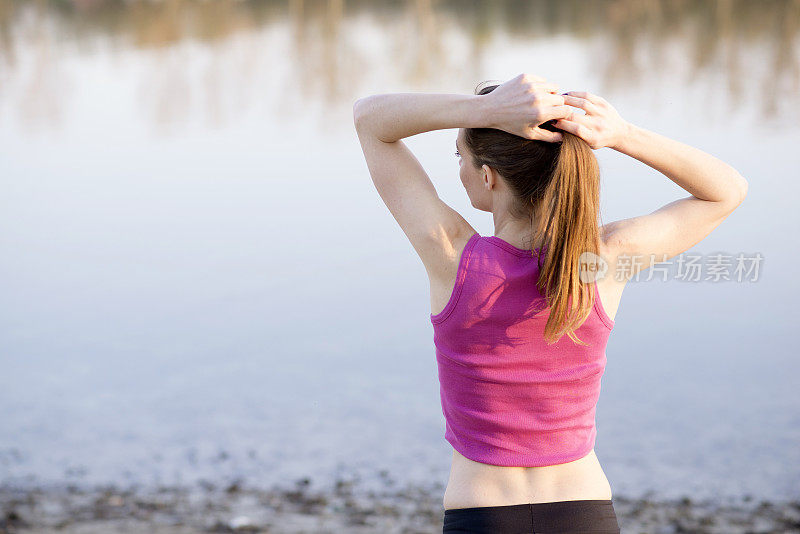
[532,132,601,345]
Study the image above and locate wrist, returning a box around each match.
[609,120,636,152]
[470,94,496,129]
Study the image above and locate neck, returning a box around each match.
[492,209,544,251]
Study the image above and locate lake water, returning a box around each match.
[1,0,799,504]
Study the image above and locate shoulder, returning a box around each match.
[595,223,629,322]
[425,222,480,318]
[423,218,479,283]
[420,217,480,287]
[599,219,643,269]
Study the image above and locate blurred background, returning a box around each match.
[1,0,798,526]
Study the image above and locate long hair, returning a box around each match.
[464,82,601,345]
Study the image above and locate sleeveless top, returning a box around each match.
[430,232,615,467]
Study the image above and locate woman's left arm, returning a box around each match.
[352,74,569,280]
[353,93,485,277]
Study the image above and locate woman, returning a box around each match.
[353,73,747,533]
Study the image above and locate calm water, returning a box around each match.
[1,0,799,503]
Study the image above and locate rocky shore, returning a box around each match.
[1,475,799,534]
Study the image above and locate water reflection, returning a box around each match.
[0,0,797,129]
[1,0,798,502]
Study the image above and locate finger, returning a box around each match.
[537,92,566,107]
[552,118,592,141]
[538,104,579,122]
[563,90,604,106]
[530,127,563,143]
[562,94,598,114]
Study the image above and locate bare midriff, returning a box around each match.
[443,448,613,510]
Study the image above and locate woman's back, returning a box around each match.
[433,232,619,510]
[432,232,614,467]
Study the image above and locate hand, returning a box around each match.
[553,91,630,150]
[482,73,572,142]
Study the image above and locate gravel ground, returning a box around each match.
[2,476,799,534]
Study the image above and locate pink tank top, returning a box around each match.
[430,232,615,467]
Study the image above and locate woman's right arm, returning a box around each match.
[554,91,748,280]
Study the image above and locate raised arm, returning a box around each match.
[352,74,570,282]
[553,91,749,280]
[352,92,483,280]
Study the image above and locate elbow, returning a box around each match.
[723,171,748,212]
[352,97,364,126]
[733,172,748,206]
[352,96,373,131]
[352,98,364,129]
[353,96,394,142]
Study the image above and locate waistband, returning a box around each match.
[444,498,615,515]
[443,499,619,533]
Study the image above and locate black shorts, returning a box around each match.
[443,499,620,534]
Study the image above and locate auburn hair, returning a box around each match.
[464,82,602,345]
